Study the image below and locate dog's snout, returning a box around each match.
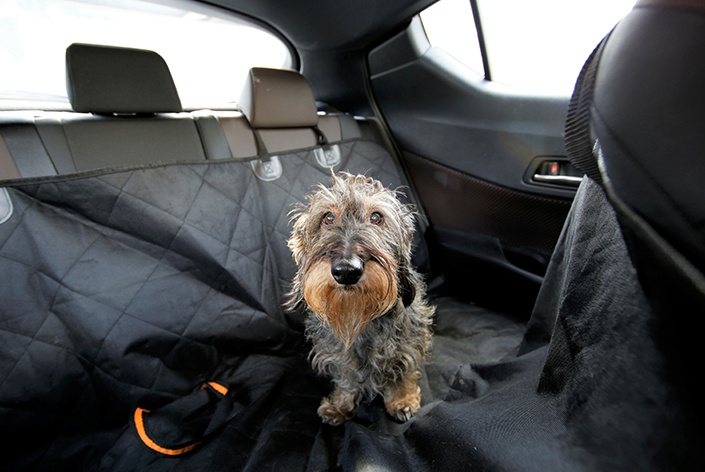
[331,257,364,286]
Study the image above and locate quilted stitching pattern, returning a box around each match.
[0,140,416,466]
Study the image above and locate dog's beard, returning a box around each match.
[303,259,398,349]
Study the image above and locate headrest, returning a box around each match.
[66,43,182,114]
[238,68,318,128]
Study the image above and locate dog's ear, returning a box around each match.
[288,232,306,267]
[287,209,309,267]
[398,266,416,308]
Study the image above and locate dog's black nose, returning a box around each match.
[331,257,364,285]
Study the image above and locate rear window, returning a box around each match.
[0,0,293,109]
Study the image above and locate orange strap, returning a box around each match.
[133,408,202,456]
[202,381,228,395]
[134,382,229,456]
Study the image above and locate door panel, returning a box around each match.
[405,151,571,314]
[404,152,572,257]
[369,18,575,313]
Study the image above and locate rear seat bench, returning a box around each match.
[0,43,364,181]
[0,41,422,289]
[0,42,473,468]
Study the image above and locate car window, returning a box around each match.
[0,0,292,109]
[419,0,485,77]
[420,0,636,93]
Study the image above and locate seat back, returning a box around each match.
[60,43,207,171]
[524,1,705,464]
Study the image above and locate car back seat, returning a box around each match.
[0,46,439,471]
[0,45,364,181]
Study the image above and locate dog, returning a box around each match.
[287,172,434,425]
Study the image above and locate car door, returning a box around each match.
[368,1,625,314]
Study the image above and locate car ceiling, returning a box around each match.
[201,0,438,52]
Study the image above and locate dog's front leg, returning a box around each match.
[384,370,422,422]
[318,385,358,425]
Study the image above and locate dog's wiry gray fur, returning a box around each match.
[287,172,434,424]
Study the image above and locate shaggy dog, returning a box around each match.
[287,172,434,425]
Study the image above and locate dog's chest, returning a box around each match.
[306,309,417,390]
[340,317,403,373]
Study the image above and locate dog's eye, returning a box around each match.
[369,212,384,225]
[322,212,336,225]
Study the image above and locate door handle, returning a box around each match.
[532,174,582,187]
[532,160,583,188]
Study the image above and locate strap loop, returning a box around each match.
[132,381,239,456]
[312,125,328,145]
[251,128,271,163]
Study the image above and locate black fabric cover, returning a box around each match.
[577,3,705,457]
[0,140,699,470]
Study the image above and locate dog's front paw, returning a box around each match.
[385,382,421,422]
[388,403,418,422]
[317,387,357,426]
[318,396,356,425]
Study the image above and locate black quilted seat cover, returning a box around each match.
[0,141,698,470]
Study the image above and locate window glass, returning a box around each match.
[478,0,635,92]
[420,0,484,77]
[0,0,292,109]
[420,0,636,93]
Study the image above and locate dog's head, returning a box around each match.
[287,172,417,347]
